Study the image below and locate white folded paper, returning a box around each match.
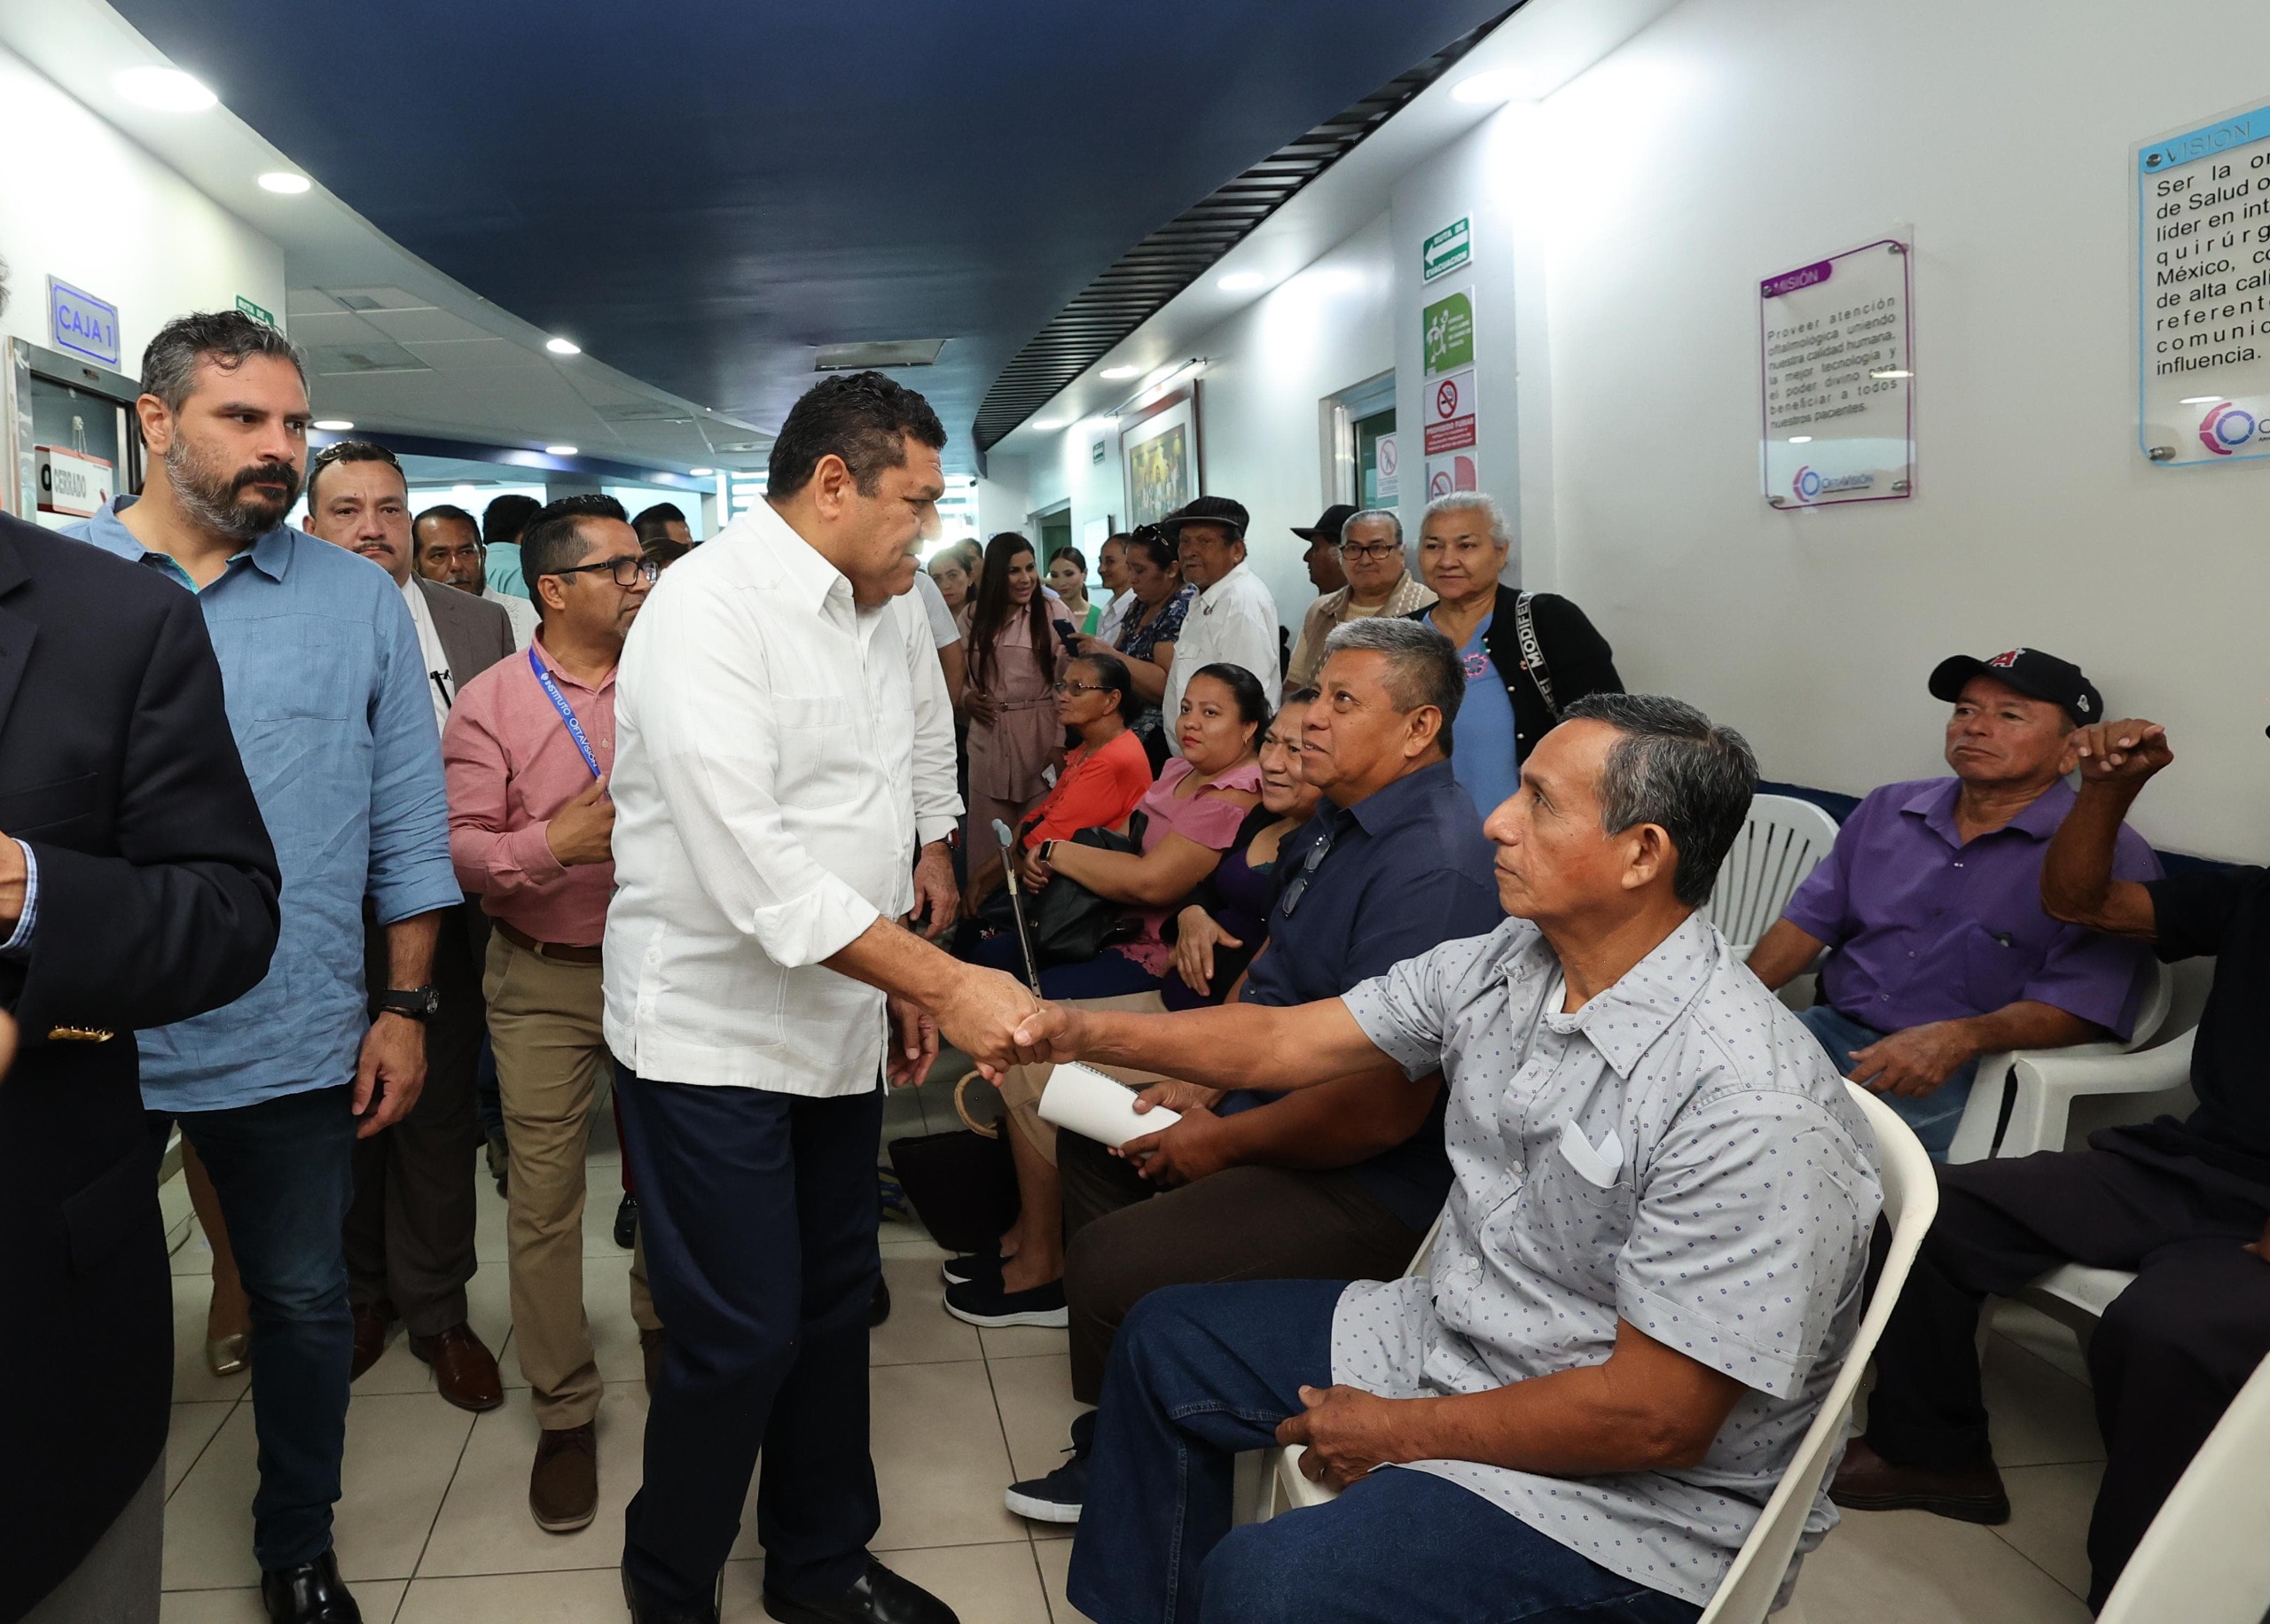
[1037,1061,1181,1147]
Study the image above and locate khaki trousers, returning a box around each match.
[484,932,659,1429]
[994,992,1170,1166]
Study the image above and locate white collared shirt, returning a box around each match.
[602,502,961,1094]
[1161,559,1279,753]
[485,586,539,650]
[400,574,453,731]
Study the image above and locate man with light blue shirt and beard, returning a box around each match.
[74,310,460,1624]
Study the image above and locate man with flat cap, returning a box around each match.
[1747,647,2161,1158]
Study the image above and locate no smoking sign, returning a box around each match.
[1424,366,1477,455]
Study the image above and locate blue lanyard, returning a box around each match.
[528,645,603,780]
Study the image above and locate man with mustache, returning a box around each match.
[74,311,463,1624]
[303,441,514,1416]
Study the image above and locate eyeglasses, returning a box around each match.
[1338,542,1402,561]
[1052,679,1108,696]
[1278,827,1335,917]
[546,555,659,588]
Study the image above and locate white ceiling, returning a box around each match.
[0,0,774,473]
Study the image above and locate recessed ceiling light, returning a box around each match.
[114,66,216,112]
[1788,435,1813,443]
[544,444,578,457]
[1217,271,1266,293]
[1100,364,1142,380]
[687,467,715,476]
[1031,418,1069,433]
[311,418,353,432]
[544,337,581,355]
[2180,395,2222,404]
[258,172,311,195]
[1869,369,1914,379]
[1451,68,1519,105]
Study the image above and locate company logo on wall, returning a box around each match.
[1791,465,1876,503]
[2197,400,2258,456]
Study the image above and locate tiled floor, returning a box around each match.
[155,1074,2105,1623]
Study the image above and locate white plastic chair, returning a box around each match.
[2095,1349,2270,1624]
[1251,1085,1937,1624]
[1706,795,1843,951]
[1944,961,2178,1164]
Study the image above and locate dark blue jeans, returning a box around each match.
[1069,1280,1703,1624]
[1796,1004,1979,1160]
[148,1085,358,1571]
[616,1074,886,1604]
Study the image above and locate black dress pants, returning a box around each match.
[1864,1143,2270,1610]
[1058,1128,1423,1406]
[346,898,485,1334]
[616,1073,885,1604]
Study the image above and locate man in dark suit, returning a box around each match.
[0,509,281,1624]
[303,441,516,1413]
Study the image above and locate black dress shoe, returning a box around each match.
[261,1549,362,1623]
[614,1191,639,1248]
[622,1565,722,1623]
[869,1275,892,1327]
[764,1558,958,1624]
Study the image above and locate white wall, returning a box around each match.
[1510,0,2270,859]
[1019,216,1399,633]
[0,42,285,514]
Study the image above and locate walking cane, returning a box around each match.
[990,818,1045,995]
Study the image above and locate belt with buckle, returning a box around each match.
[497,921,602,965]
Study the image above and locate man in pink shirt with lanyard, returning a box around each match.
[442,495,661,1534]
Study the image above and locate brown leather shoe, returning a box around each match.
[528,1422,599,1533]
[1829,1436,2010,1523]
[349,1304,395,1380]
[640,1328,667,1390]
[409,1322,504,1412]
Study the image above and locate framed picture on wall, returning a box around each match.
[1120,385,1201,528]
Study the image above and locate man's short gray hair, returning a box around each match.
[1421,491,1512,549]
[1340,507,1404,547]
[140,310,306,414]
[1561,693,1757,910]
[1320,616,1463,753]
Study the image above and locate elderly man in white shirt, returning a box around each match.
[1157,496,1280,752]
[1002,693,1882,1624]
[605,373,1039,1624]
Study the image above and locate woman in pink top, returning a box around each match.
[944,663,1268,1331]
[960,533,1069,878]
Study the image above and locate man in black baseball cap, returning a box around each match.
[1155,496,1280,738]
[1292,504,1357,598]
[1927,647,2103,727]
[1745,644,2159,1160]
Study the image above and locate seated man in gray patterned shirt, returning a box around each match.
[1001,693,1883,1624]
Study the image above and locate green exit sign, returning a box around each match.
[235,294,277,327]
[1421,217,1470,282]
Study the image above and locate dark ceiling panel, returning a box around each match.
[113,0,1510,469]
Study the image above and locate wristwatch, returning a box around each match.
[1039,840,1059,868]
[376,985,440,1022]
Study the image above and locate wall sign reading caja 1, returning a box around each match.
[48,277,121,369]
[2136,98,2270,465]
[1758,237,1914,510]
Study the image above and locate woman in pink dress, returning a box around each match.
[959,533,1068,881]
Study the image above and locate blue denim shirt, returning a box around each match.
[1225,758,1503,1230]
[74,498,460,1113]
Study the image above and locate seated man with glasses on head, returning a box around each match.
[1285,506,1436,694]
[1006,693,1880,1624]
[989,617,1500,1526]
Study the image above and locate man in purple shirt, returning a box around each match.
[1748,648,2159,1157]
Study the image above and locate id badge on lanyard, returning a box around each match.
[528,646,603,780]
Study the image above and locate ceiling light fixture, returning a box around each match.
[2180,395,2222,404]
[258,172,311,194]
[544,444,578,457]
[114,66,216,112]
[1100,364,1142,380]
[1868,369,1914,379]
[1217,271,1266,293]
[1451,68,1518,105]
[1030,418,1069,433]
[1788,435,1813,443]
[311,418,353,432]
[544,337,581,355]
[687,467,715,477]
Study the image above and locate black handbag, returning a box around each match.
[978,814,1147,966]
[884,1074,1020,1253]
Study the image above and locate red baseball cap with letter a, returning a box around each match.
[1928,647,2104,728]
